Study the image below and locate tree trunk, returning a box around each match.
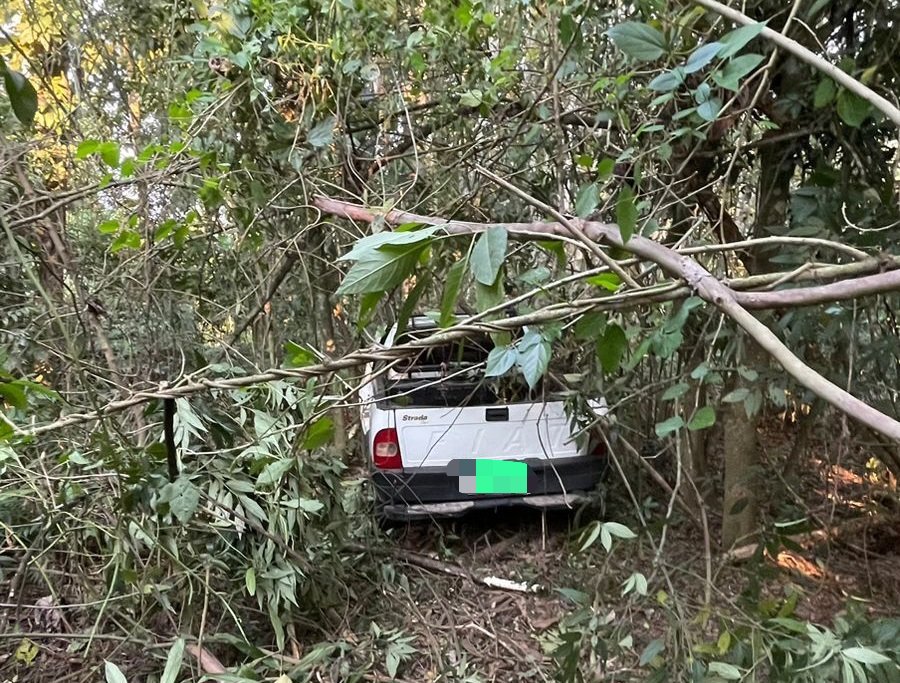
[311,228,348,455]
[721,137,794,548]
[722,338,766,548]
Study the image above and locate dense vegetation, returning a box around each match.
[1,0,899,680]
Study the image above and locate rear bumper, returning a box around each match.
[373,456,606,520]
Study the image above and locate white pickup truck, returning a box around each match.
[359,316,608,520]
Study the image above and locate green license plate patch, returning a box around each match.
[452,459,528,494]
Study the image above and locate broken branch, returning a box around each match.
[313,195,900,442]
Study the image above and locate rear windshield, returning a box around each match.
[379,332,545,408]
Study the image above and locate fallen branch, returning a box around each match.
[16,303,595,435]
[15,199,900,440]
[314,195,900,442]
[736,269,900,309]
[344,543,543,593]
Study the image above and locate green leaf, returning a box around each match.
[722,388,749,403]
[606,22,667,61]
[768,617,808,633]
[713,53,765,91]
[601,527,612,552]
[283,497,324,513]
[655,415,684,437]
[160,638,185,683]
[575,312,606,339]
[161,477,201,524]
[616,186,637,244]
[357,292,383,329]
[538,239,566,266]
[485,345,517,377]
[253,407,277,440]
[440,259,467,327]
[386,649,400,678]
[0,382,27,409]
[597,157,615,178]
[283,341,316,368]
[338,226,439,261]
[518,266,551,286]
[470,226,508,285]
[623,571,648,596]
[697,97,722,122]
[475,278,504,312]
[814,78,836,108]
[688,406,716,430]
[661,382,689,400]
[98,141,120,168]
[516,330,551,388]
[337,244,424,295]
[707,662,742,679]
[105,661,128,683]
[836,90,871,127]
[98,219,119,234]
[744,389,763,418]
[1,62,38,125]
[459,89,483,107]
[648,68,685,92]
[586,273,621,292]
[737,366,759,381]
[308,116,335,148]
[239,494,265,521]
[110,229,142,253]
[395,271,431,337]
[257,458,294,487]
[603,521,637,539]
[597,323,627,374]
[245,567,257,596]
[652,329,683,359]
[556,587,590,605]
[691,363,710,380]
[842,647,891,666]
[575,182,600,217]
[303,417,334,450]
[683,42,723,74]
[76,139,101,159]
[639,639,665,667]
[717,22,766,58]
[578,521,601,551]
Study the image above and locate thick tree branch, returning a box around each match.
[314,195,900,442]
[739,269,900,309]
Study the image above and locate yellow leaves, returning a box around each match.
[3,0,64,53]
[15,638,39,664]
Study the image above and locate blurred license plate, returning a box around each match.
[447,459,528,494]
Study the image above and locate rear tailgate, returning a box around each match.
[394,401,580,469]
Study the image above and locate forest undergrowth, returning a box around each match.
[2,415,898,683]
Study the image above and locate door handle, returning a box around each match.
[485,407,509,421]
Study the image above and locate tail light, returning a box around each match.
[373,428,402,470]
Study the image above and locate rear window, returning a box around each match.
[380,331,545,407]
